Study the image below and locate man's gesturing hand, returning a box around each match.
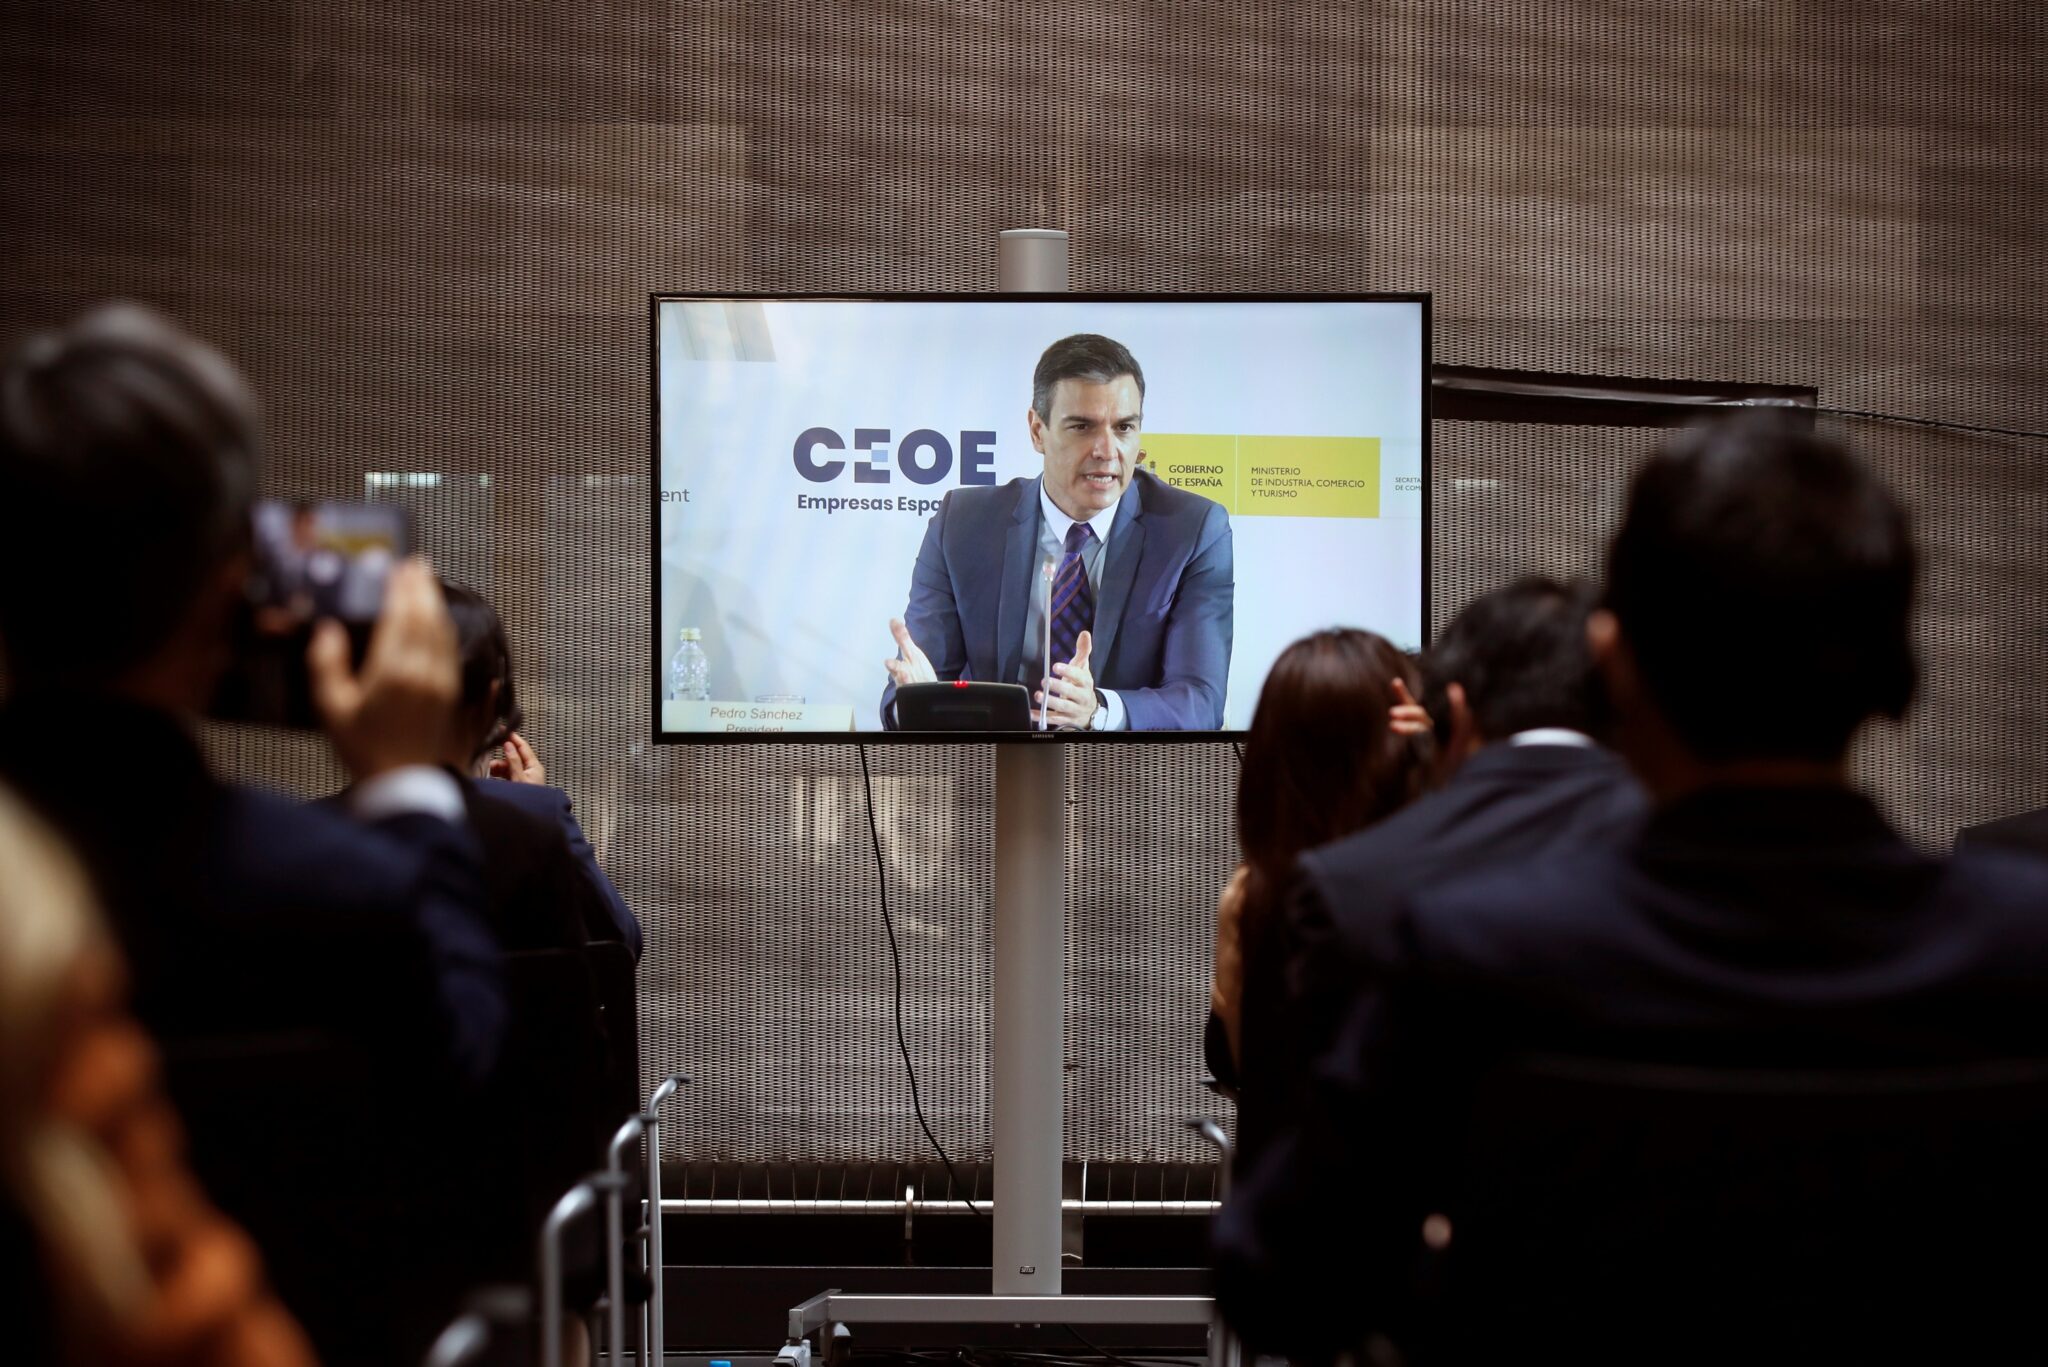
[1037,629,1098,730]
[884,617,938,688]
[310,557,461,781]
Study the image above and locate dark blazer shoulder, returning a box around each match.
[939,475,1034,531]
[461,781,591,950]
[1934,849,2048,993]
[474,775,573,826]
[1944,842,2048,924]
[476,777,642,957]
[464,780,569,848]
[1297,745,1641,936]
[1408,803,2048,973]
[1133,467,1229,538]
[217,787,421,920]
[1956,805,2048,859]
[1401,837,1627,949]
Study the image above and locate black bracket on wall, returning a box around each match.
[1432,365,1818,428]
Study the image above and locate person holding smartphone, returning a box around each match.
[0,301,505,1366]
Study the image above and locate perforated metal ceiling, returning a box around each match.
[5,1,2044,1169]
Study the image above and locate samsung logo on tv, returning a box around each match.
[792,427,998,487]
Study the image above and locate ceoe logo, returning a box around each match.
[793,427,998,487]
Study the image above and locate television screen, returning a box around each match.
[652,293,1428,739]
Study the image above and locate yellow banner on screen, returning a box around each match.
[1143,434,1380,518]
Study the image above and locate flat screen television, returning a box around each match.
[651,293,1429,741]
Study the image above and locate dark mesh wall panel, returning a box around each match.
[4,2,2043,1170]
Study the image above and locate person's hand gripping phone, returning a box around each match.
[307,557,461,781]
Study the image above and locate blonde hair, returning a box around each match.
[0,784,150,1339]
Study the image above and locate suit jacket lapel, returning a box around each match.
[1089,475,1148,676]
[994,478,1042,687]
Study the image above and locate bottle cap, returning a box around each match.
[680,627,702,641]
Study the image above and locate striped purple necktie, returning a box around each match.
[1048,521,1097,667]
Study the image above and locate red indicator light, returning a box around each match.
[953,679,971,689]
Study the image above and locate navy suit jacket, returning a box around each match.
[1288,745,1644,1033]
[881,468,1234,730]
[0,694,503,1083]
[1230,743,1644,1166]
[476,775,642,959]
[0,692,506,1364]
[1215,785,2048,1359]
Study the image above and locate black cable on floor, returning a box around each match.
[1008,1348,1193,1367]
[856,742,982,1215]
[1059,1325,1154,1367]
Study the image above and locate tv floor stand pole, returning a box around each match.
[990,225,1072,1298]
[992,739,1065,1293]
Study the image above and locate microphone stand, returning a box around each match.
[1040,557,1056,731]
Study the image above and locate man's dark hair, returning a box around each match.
[1424,576,1603,744]
[441,580,524,761]
[1032,334,1145,421]
[1606,414,1917,764]
[0,303,258,686]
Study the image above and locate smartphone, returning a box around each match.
[209,499,410,728]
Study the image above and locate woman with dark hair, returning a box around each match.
[435,582,632,1366]
[440,582,642,959]
[1209,629,1431,1162]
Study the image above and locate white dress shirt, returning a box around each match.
[349,765,467,824]
[1507,728,1596,748]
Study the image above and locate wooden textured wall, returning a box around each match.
[3,1,2042,1167]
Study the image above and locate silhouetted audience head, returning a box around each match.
[0,303,259,692]
[441,580,524,764]
[1424,576,1604,762]
[1237,628,1428,895]
[1598,414,1916,770]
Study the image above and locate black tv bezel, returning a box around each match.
[648,290,1432,745]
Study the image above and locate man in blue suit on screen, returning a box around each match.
[881,333,1234,731]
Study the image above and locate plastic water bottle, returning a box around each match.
[668,627,710,701]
